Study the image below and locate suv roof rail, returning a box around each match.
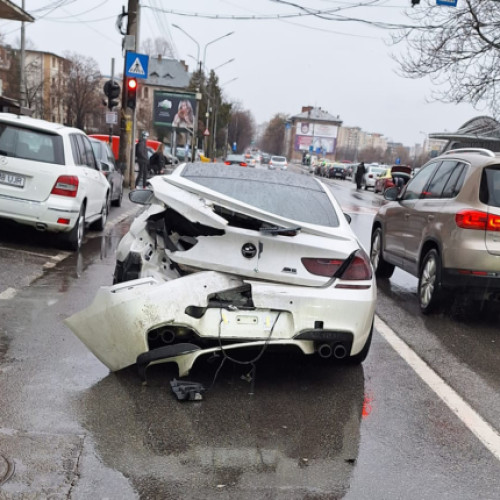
[443,148,496,157]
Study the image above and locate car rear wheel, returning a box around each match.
[418,249,445,314]
[93,194,109,231]
[62,204,85,251]
[370,228,395,278]
[112,185,123,207]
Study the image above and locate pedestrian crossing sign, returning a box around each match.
[125,51,149,79]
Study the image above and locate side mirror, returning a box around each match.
[384,186,400,201]
[100,160,110,172]
[129,189,154,205]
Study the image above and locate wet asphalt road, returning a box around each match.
[1,171,500,499]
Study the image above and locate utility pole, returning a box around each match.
[118,0,139,188]
[19,0,26,108]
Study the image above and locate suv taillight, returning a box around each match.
[302,249,372,284]
[455,209,500,232]
[51,176,79,197]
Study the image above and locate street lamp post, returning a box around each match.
[203,31,234,70]
[172,24,200,68]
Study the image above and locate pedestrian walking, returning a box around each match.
[149,143,166,175]
[135,131,149,188]
[355,162,366,190]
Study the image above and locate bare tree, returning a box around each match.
[228,103,255,154]
[64,52,102,130]
[259,114,287,155]
[392,1,500,115]
[141,37,175,59]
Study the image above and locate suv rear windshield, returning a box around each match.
[0,123,64,165]
[480,166,500,208]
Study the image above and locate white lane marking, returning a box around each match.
[375,316,500,462]
[0,288,17,300]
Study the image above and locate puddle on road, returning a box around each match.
[76,355,365,498]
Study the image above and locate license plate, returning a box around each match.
[0,170,25,188]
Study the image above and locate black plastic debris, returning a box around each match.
[170,378,206,401]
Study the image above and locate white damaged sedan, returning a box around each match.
[65,163,376,378]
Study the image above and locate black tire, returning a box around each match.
[370,227,395,279]
[62,204,85,251]
[93,194,109,231]
[418,249,444,314]
[112,185,123,207]
[349,322,373,364]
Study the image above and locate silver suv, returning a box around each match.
[370,148,500,314]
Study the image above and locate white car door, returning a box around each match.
[74,134,108,216]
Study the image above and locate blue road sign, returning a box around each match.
[436,0,457,6]
[125,52,149,79]
[395,157,401,165]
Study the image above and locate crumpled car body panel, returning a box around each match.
[66,164,376,375]
[65,271,375,373]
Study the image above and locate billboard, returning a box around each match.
[295,121,338,153]
[153,91,196,130]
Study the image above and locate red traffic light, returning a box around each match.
[127,78,137,90]
[126,78,138,110]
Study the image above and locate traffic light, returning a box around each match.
[126,77,138,110]
[103,79,120,110]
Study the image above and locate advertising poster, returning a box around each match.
[153,91,197,130]
[295,122,338,153]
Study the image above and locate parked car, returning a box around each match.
[0,114,110,251]
[363,164,387,190]
[89,137,124,206]
[261,153,271,165]
[370,148,500,314]
[374,165,412,194]
[328,163,347,180]
[224,154,248,167]
[89,134,161,162]
[65,163,376,376]
[269,155,288,170]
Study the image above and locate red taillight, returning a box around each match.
[302,250,372,282]
[224,161,231,165]
[302,258,343,277]
[51,176,79,197]
[338,253,373,280]
[455,209,500,231]
[240,162,247,167]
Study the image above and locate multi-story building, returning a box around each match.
[286,106,342,163]
[24,50,70,123]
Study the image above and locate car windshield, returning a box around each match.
[272,156,286,162]
[181,163,340,227]
[0,123,64,165]
[482,165,500,208]
[226,155,244,161]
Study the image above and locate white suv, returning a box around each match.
[0,113,110,250]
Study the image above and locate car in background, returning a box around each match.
[363,164,387,190]
[260,153,271,165]
[244,154,258,167]
[89,137,124,206]
[65,162,375,376]
[374,165,412,194]
[0,114,110,251]
[328,163,347,180]
[224,154,248,167]
[89,134,161,162]
[370,148,500,314]
[268,155,288,170]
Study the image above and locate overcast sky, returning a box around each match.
[2,0,486,145]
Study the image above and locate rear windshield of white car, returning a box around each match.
[183,164,340,227]
[271,156,286,162]
[0,123,64,164]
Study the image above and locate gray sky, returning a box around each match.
[2,0,484,146]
